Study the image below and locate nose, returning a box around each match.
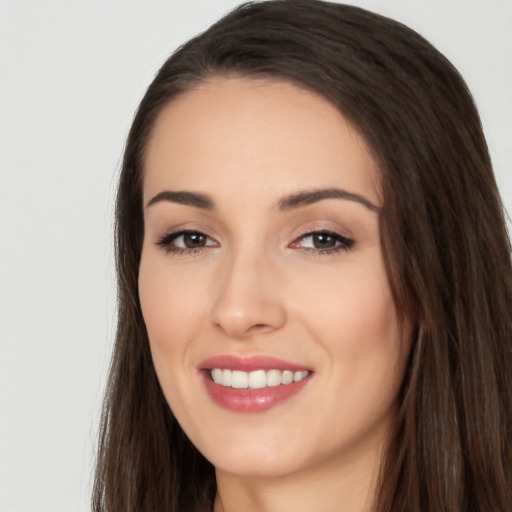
[210,248,287,339]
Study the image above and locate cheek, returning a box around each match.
[294,255,399,342]
[138,251,210,427]
[291,258,407,399]
[139,252,200,340]
[138,250,207,387]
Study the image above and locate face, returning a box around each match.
[139,78,411,479]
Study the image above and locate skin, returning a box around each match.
[138,78,412,512]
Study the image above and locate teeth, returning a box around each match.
[212,368,223,384]
[266,369,282,387]
[210,368,310,388]
[281,370,294,384]
[294,370,309,382]
[222,368,232,386]
[248,369,266,389]
[232,370,249,388]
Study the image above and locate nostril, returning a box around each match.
[251,324,272,332]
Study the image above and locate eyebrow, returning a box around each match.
[278,188,379,212]
[146,190,214,210]
[146,187,379,212]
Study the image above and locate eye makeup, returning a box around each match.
[156,229,218,256]
[155,227,355,257]
[289,229,355,255]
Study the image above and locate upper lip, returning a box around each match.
[199,355,312,372]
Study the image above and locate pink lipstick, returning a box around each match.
[199,355,312,413]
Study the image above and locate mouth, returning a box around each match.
[199,355,313,413]
[210,368,310,389]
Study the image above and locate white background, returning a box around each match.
[1,1,510,511]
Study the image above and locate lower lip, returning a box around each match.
[202,372,311,413]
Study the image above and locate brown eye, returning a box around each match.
[292,230,355,253]
[310,233,337,249]
[182,232,208,248]
[156,230,217,254]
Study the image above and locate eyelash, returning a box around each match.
[156,230,218,256]
[290,230,355,254]
[155,229,355,256]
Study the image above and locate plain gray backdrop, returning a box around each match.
[1,1,510,511]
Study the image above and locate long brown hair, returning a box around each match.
[93,1,512,511]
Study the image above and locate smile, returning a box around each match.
[210,368,310,388]
[200,355,313,412]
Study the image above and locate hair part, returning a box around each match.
[93,2,512,511]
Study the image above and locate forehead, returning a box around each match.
[143,78,380,206]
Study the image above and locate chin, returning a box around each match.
[212,453,304,479]
[191,428,307,478]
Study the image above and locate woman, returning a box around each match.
[93,1,512,511]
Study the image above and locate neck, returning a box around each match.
[213,442,384,512]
